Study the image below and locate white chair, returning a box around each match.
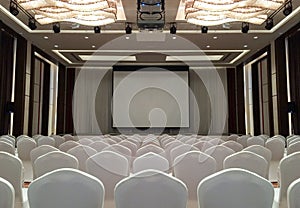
[110,136,123,143]
[221,141,243,152]
[51,135,65,148]
[247,136,265,146]
[86,151,129,203]
[119,140,138,156]
[0,137,14,146]
[30,145,58,165]
[185,137,198,145]
[1,135,15,145]
[88,141,110,152]
[103,144,132,165]
[37,136,55,146]
[226,134,239,141]
[287,178,300,208]
[63,134,75,142]
[115,169,188,208]
[78,138,93,145]
[204,145,235,171]
[164,140,183,163]
[136,144,166,158]
[0,177,15,208]
[0,141,15,155]
[33,151,79,179]
[289,138,300,147]
[17,138,37,161]
[67,145,97,171]
[207,138,224,145]
[58,140,80,152]
[174,151,216,202]
[161,137,175,148]
[102,138,117,145]
[287,135,300,146]
[192,140,214,152]
[237,135,250,148]
[198,168,274,208]
[170,144,199,166]
[287,141,300,155]
[28,168,105,208]
[223,151,268,178]
[278,152,300,207]
[133,152,169,173]
[0,152,24,205]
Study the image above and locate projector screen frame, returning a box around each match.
[112,65,190,130]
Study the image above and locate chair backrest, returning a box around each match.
[119,140,138,156]
[78,138,93,145]
[33,151,79,179]
[0,152,23,203]
[289,137,300,147]
[170,144,199,165]
[103,144,132,164]
[279,152,300,206]
[243,145,272,163]
[226,134,239,141]
[223,151,268,178]
[174,151,216,200]
[1,135,15,145]
[237,135,250,148]
[37,136,55,146]
[67,145,97,171]
[288,178,300,208]
[17,138,37,161]
[63,134,75,142]
[0,137,14,146]
[133,152,169,173]
[88,141,110,152]
[192,140,214,152]
[30,145,59,164]
[86,151,129,200]
[204,145,235,171]
[164,140,184,163]
[198,168,274,208]
[247,136,265,147]
[51,135,65,148]
[115,169,188,208]
[287,135,300,146]
[0,141,15,155]
[287,141,300,155]
[265,138,285,161]
[136,144,166,158]
[58,140,80,152]
[221,141,243,152]
[28,168,105,208]
[185,137,198,145]
[0,177,15,208]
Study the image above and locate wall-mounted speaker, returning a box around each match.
[288,101,296,113]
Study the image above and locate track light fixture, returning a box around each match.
[53,22,60,33]
[170,24,176,34]
[201,26,208,33]
[265,18,274,30]
[283,1,292,16]
[125,23,132,34]
[241,22,249,33]
[94,26,101,33]
[28,18,37,30]
[9,0,19,16]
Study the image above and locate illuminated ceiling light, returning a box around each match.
[28,17,37,30]
[16,0,121,26]
[53,22,60,33]
[241,22,249,33]
[201,26,208,33]
[179,0,285,26]
[9,0,19,16]
[265,17,274,30]
[283,1,293,16]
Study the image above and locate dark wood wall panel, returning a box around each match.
[251,62,261,135]
[227,68,237,133]
[288,30,300,134]
[41,63,50,135]
[65,68,75,134]
[236,64,246,134]
[0,25,14,135]
[56,64,67,134]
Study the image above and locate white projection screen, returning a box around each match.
[112,67,189,128]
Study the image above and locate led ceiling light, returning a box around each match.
[180,0,285,26]
[16,0,121,26]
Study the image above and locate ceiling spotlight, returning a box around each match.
[125,23,132,34]
[241,22,249,33]
[201,26,208,33]
[53,22,60,33]
[94,26,101,33]
[170,24,176,34]
[265,18,274,30]
[28,18,37,30]
[9,1,19,16]
[283,1,292,16]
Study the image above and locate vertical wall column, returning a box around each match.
[236,64,246,135]
[227,68,237,134]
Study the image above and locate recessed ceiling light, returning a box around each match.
[54,44,59,48]
[85,36,89,39]
[244,44,248,48]
[172,36,177,40]
[44,36,49,39]
[213,36,218,39]
[92,45,96,48]
[206,45,210,48]
[125,36,130,40]
[253,36,258,39]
